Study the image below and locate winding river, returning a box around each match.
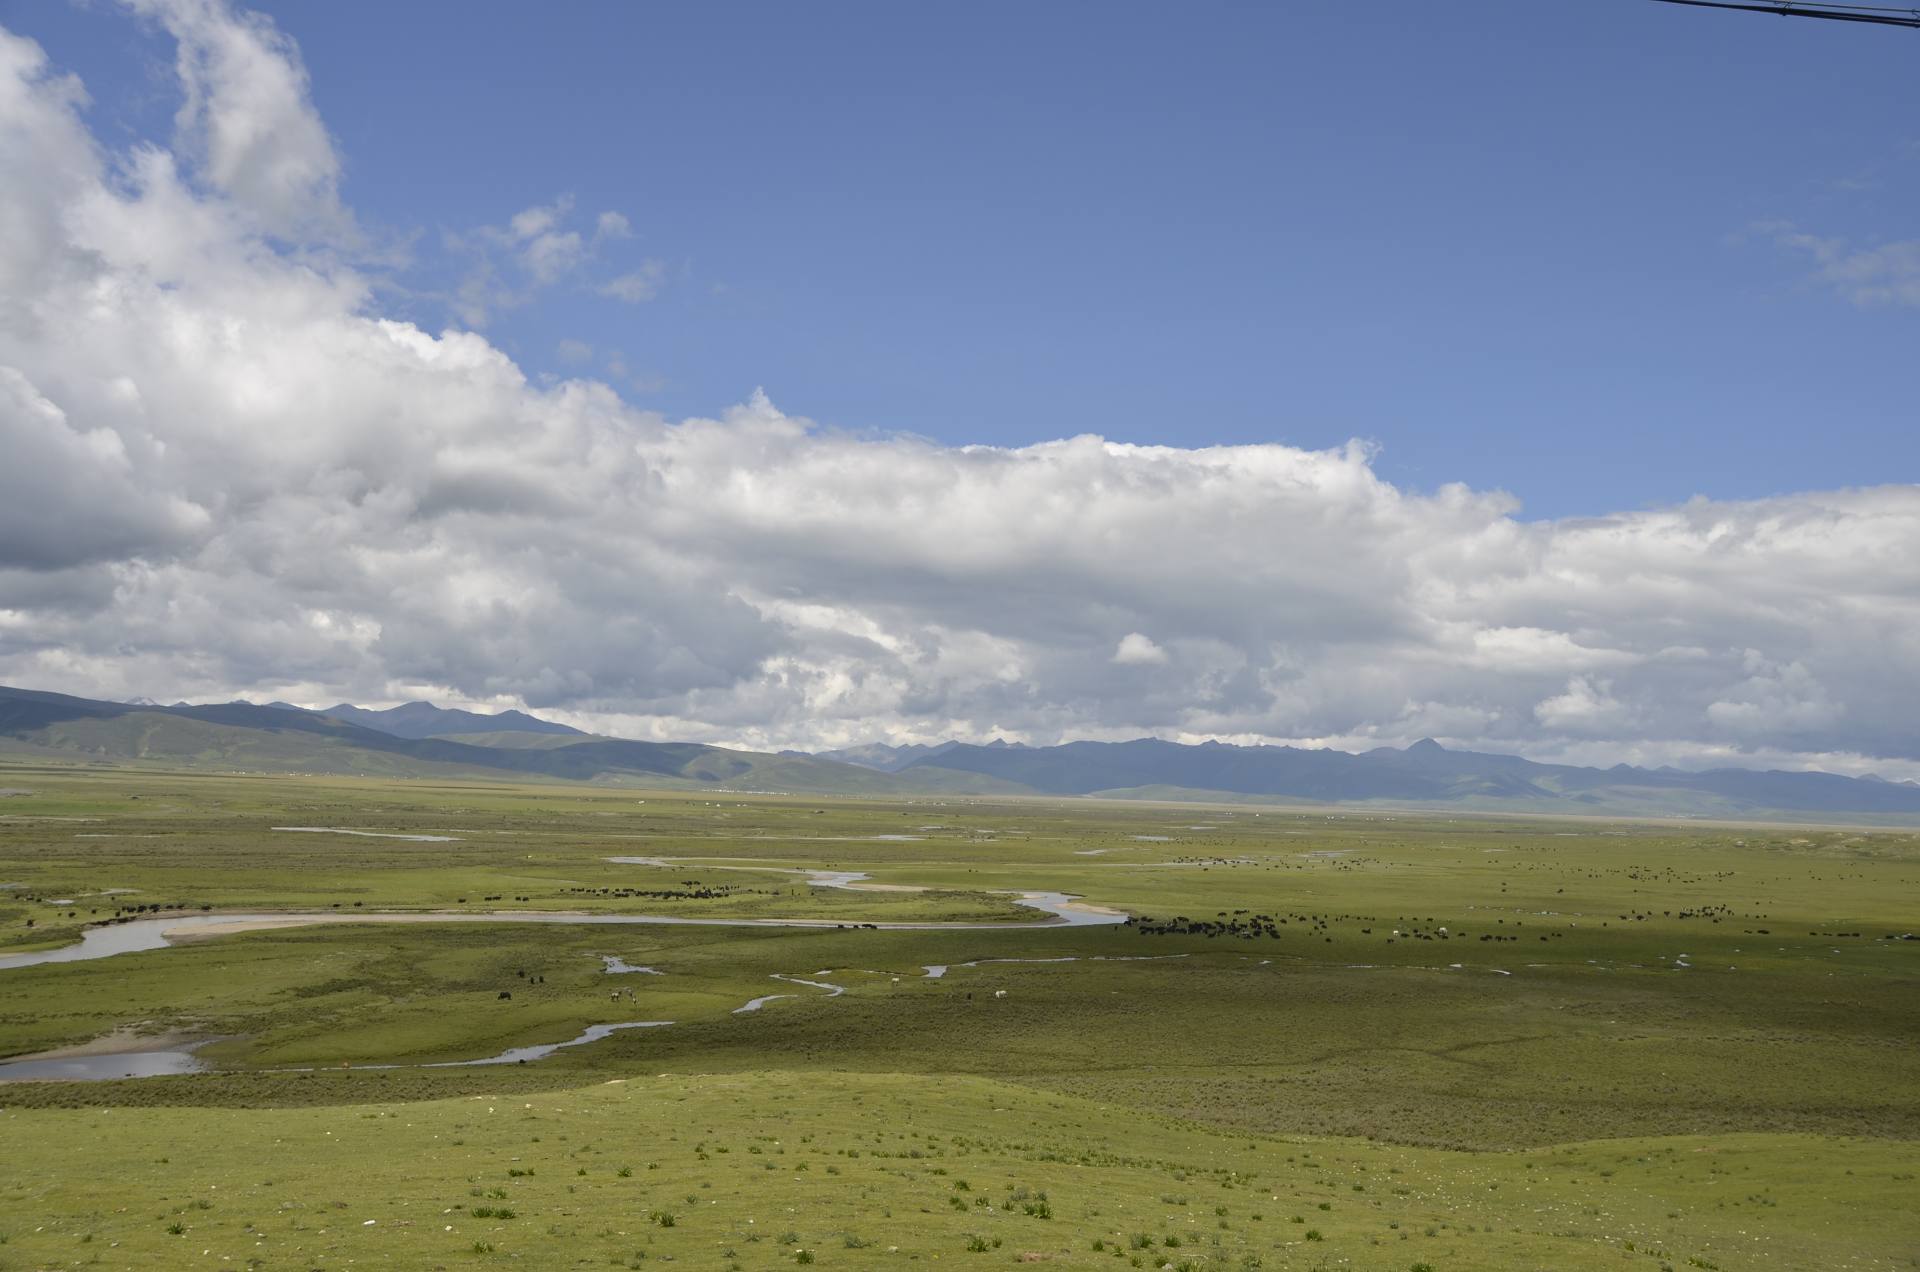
[0,858,1125,1081]
[0,868,1120,975]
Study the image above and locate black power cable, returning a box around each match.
[1650,0,1920,26]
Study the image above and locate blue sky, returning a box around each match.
[6,0,1920,770]
[18,0,1916,520]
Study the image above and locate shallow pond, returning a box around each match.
[0,1048,206,1082]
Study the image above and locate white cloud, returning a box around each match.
[126,0,351,242]
[1766,222,1920,308]
[1704,653,1839,737]
[504,196,583,283]
[521,228,584,283]
[1533,676,1632,733]
[599,259,666,303]
[448,200,648,323]
[556,338,593,365]
[2,9,1919,774]
[1112,633,1168,666]
[509,203,562,240]
[0,366,210,569]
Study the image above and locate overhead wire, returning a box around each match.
[1648,0,1920,26]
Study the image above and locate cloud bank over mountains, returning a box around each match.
[2,3,1917,777]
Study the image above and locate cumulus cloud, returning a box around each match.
[1112,633,1168,666]
[2,8,1918,775]
[1533,676,1632,733]
[127,0,351,241]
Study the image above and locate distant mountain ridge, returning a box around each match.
[807,740,963,772]
[891,736,1920,818]
[8,685,1920,822]
[2,686,946,795]
[307,701,584,739]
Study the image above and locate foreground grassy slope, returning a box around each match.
[4,1072,1914,1271]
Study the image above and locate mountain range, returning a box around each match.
[877,737,1920,819]
[2,684,1918,823]
[0,685,966,795]
[273,700,585,740]
[803,741,962,772]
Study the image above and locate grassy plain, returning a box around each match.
[0,764,1916,1270]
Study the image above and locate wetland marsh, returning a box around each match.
[0,766,1915,1269]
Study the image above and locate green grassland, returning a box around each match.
[4,1074,1914,1272]
[0,765,1916,1269]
